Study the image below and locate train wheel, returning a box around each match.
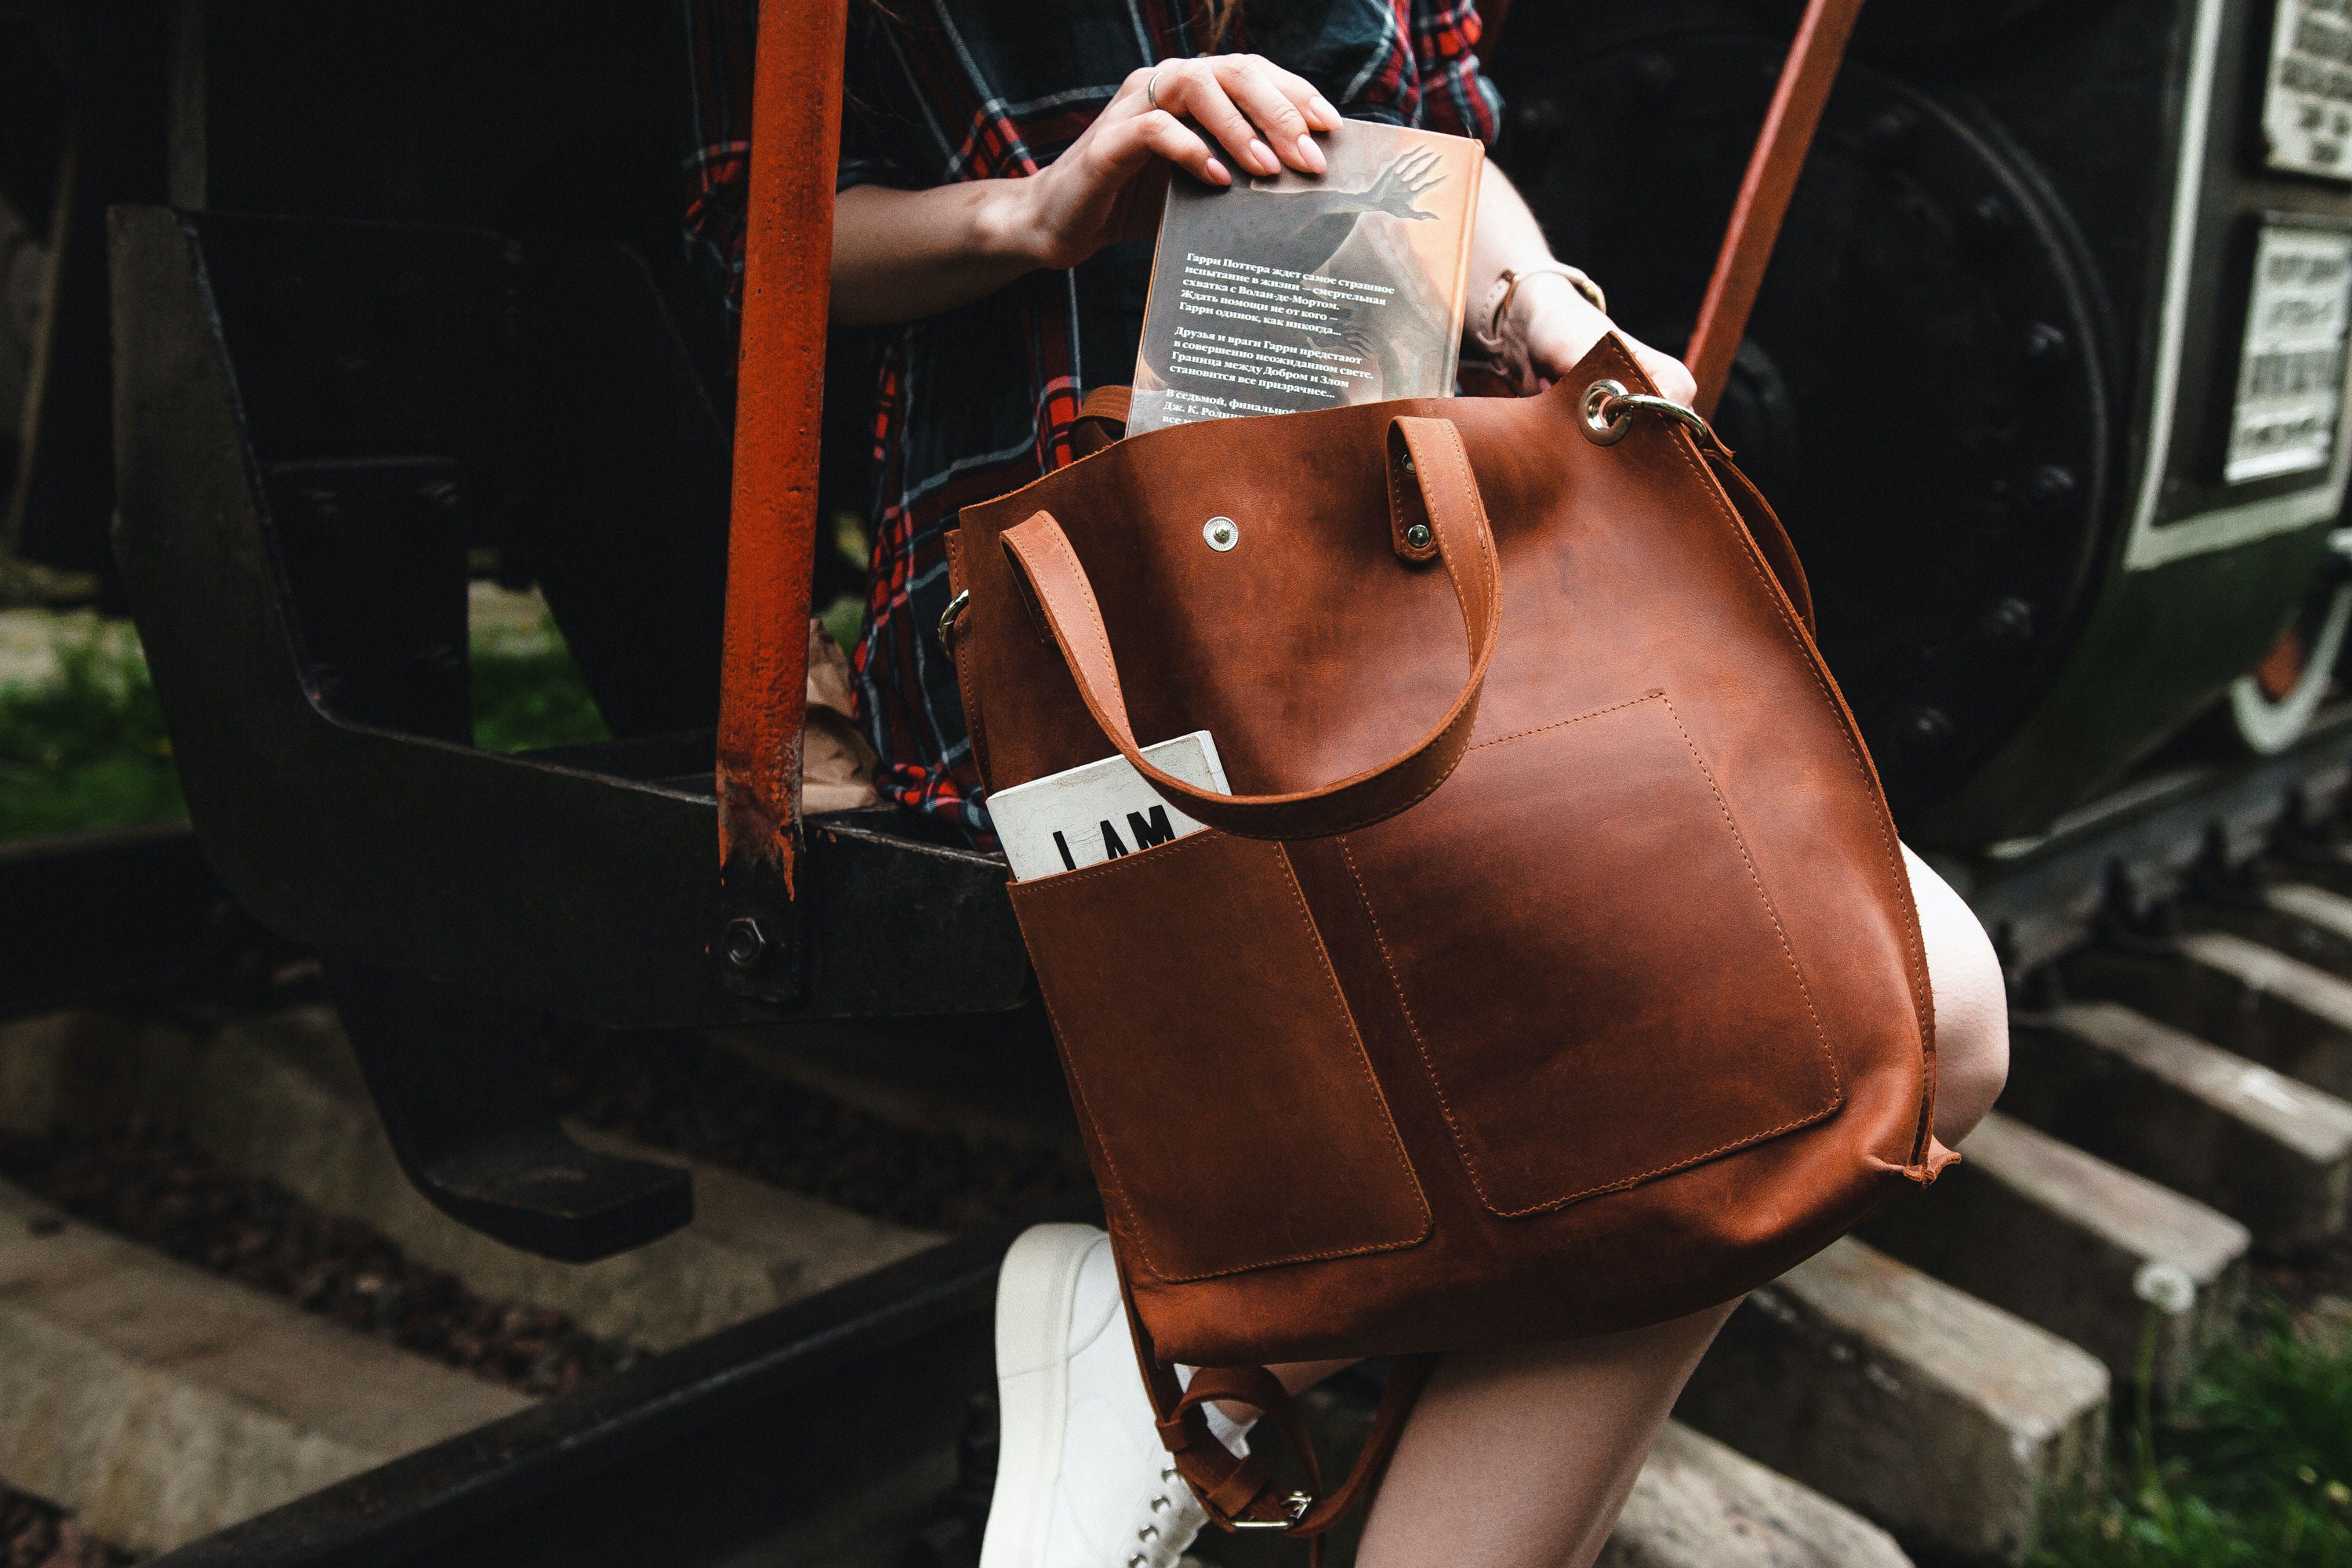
[1490,31,2112,813]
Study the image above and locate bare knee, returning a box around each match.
[1934,990,2009,1145]
[1900,846,2009,1145]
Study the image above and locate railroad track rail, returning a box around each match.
[5,710,2352,1566]
[143,1222,1018,1568]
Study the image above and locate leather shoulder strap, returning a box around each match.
[1705,452,1815,637]
[1685,0,1867,418]
[1000,416,1501,840]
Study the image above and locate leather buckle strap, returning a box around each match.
[1000,416,1501,842]
[1160,1356,1438,1566]
[1109,1243,1438,1568]
[1071,385,1133,458]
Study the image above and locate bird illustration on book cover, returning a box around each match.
[1129,119,1486,434]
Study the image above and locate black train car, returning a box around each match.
[2,0,2348,853]
[1489,0,2352,845]
[6,0,2352,1259]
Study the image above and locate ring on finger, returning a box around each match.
[1146,64,1167,111]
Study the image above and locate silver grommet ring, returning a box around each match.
[1203,516,1240,551]
[1581,378,1726,453]
[1581,379,1633,445]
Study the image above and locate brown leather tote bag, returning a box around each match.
[942,0,1946,1545]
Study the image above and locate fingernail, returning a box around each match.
[1205,158,1231,185]
[1312,96,1340,126]
[1248,138,1276,172]
[1298,133,1327,172]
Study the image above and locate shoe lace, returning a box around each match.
[1125,1465,1192,1567]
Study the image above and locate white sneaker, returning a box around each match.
[980,1224,1249,1568]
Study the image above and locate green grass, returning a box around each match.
[819,591,864,659]
[468,641,608,754]
[2037,1303,2352,1568]
[0,628,184,841]
[0,610,611,842]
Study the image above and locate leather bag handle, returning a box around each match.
[1072,385,1133,456]
[1000,416,1501,841]
[1683,0,1867,417]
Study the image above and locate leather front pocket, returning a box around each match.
[1339,691,1842,1219]
[1008,831,1431,1282]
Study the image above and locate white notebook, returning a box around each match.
[989,731,1232,881]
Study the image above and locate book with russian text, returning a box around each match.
[1127,119,1485,434]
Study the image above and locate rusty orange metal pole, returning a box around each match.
[717,0,848,898]
[1685,0,1866,419]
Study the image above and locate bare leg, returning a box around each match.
[1901,844,2009,1146]
[1353,1304,1738,1568]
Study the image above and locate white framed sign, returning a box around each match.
[2265,0,2352,180]
[2225,222,2352,484]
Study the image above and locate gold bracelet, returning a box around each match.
[1491,263,1606,339]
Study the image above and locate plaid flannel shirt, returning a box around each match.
[687,0,1501,839]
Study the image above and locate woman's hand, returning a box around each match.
[1511,274,1699,408]
[986,55,1344,271]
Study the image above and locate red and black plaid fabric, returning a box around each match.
[687,0,1501,840]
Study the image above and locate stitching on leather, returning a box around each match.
[1240,423,1494,840]
[1005,819,1223,888]
[1296,726,1472,838]
[1341,690,1841,1219]
[954,644,990,782]
[944,535,992,780]
[1012,839,1432,1280]
[1250,423,1484,839]
[1267,841,1434,1250]
[1022,963,1150,1256]
[1430,422,1501,630]
[1658,692,1842,1104]
[1387,434,1410,553]
[1340,837,1479,1171]
[1467,691,1664,754]
[1021,422,1493,844]
[1648,389,1936,1160]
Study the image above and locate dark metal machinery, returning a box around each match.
[85,1,1029,1261]
[1488,0,2352,844]
[143,1220,1019,1568]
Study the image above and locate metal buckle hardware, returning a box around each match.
[938,589,971,655]
[1580,378,1726,454]
[1229,1490,1315,1530]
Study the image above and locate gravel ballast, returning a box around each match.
[544,1024,1095,1231]
[0,1479,129,1568]
[0,1117,641,1396]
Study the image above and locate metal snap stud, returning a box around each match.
[1203,516,1240,551]
[1404,522,1432,550]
